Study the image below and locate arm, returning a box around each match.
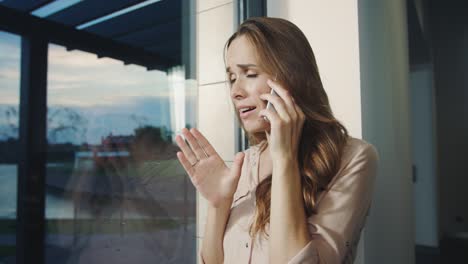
[174,128,245,264]
[257,79,314,263]
[258,80,377,262]
[269,158,312,264]
[200,199,232,264]
[199,150,247,263]
[279,142,378,264]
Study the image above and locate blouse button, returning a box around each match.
[245,242,249,248]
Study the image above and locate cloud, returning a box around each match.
[0,37,20,61]
[0,40,197,107]
[48,44,122,68]
[0,95,19,105]
[0,68,19,80]
[46,44,171,97]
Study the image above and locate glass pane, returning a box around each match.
[44,14,197,264]
[0,31,21,263]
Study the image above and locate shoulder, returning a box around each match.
[342,137,379,168]
[330,137,379,188]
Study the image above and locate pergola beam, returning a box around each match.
[0,5,176,71]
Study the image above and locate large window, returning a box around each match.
[0,0,198,263]
[43,45,197,263]
[0,30,20,263]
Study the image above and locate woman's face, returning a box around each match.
[226,35,273,134]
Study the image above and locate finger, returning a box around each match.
[291,102,305,145]
[175,134,198,164]
[259,107,280,126]
[176,151,194,177]
[293,100,306,122]
[181,128,206,160]
[190,128,217,157]
[267,79,296,116]
[229,152,245,181]
[260,93,292,122]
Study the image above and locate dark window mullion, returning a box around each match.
[17,35,48,264]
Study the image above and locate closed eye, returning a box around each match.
[229,73,258,84]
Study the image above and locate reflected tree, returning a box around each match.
[0,106,88,144]
[0,106,19,140]
[48,107,88,144]
[129,114,148,129]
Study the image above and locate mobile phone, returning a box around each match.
[263,88,278,122]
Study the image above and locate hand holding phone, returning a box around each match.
[263,88,278,122]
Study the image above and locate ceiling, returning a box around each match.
[0,0,189,71]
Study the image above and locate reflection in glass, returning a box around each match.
[45,45,197,263]
[0,30,20,263]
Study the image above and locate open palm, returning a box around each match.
[175,128,245,208]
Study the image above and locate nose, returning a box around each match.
[230,78,246,100]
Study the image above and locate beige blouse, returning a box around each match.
[200,137,378,264]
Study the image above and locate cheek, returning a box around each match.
[250,80,271,96]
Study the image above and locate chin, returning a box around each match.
[243,119,269,134]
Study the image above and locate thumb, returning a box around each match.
[229,152,245,181]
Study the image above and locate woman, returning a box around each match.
[175,17,378,264]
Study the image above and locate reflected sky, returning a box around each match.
[0,31,197,144]
[0,31,179,106]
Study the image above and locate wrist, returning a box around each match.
[273,156,298,170]
[209,197,233,210]
[272,158,301,184]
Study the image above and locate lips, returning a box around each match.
[239,107,256,113]
[238,106,257,119]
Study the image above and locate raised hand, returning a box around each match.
[175,128,245,208]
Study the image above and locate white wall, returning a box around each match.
[268,0,362,138]
[269,0,414,263]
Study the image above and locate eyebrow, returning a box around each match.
[225,64,258,73]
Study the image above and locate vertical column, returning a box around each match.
[17,35,48,264]
[358,0,414,263]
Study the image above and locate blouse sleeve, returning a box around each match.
[288,142,379,264]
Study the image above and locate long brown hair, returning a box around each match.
[225,17,349,239]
